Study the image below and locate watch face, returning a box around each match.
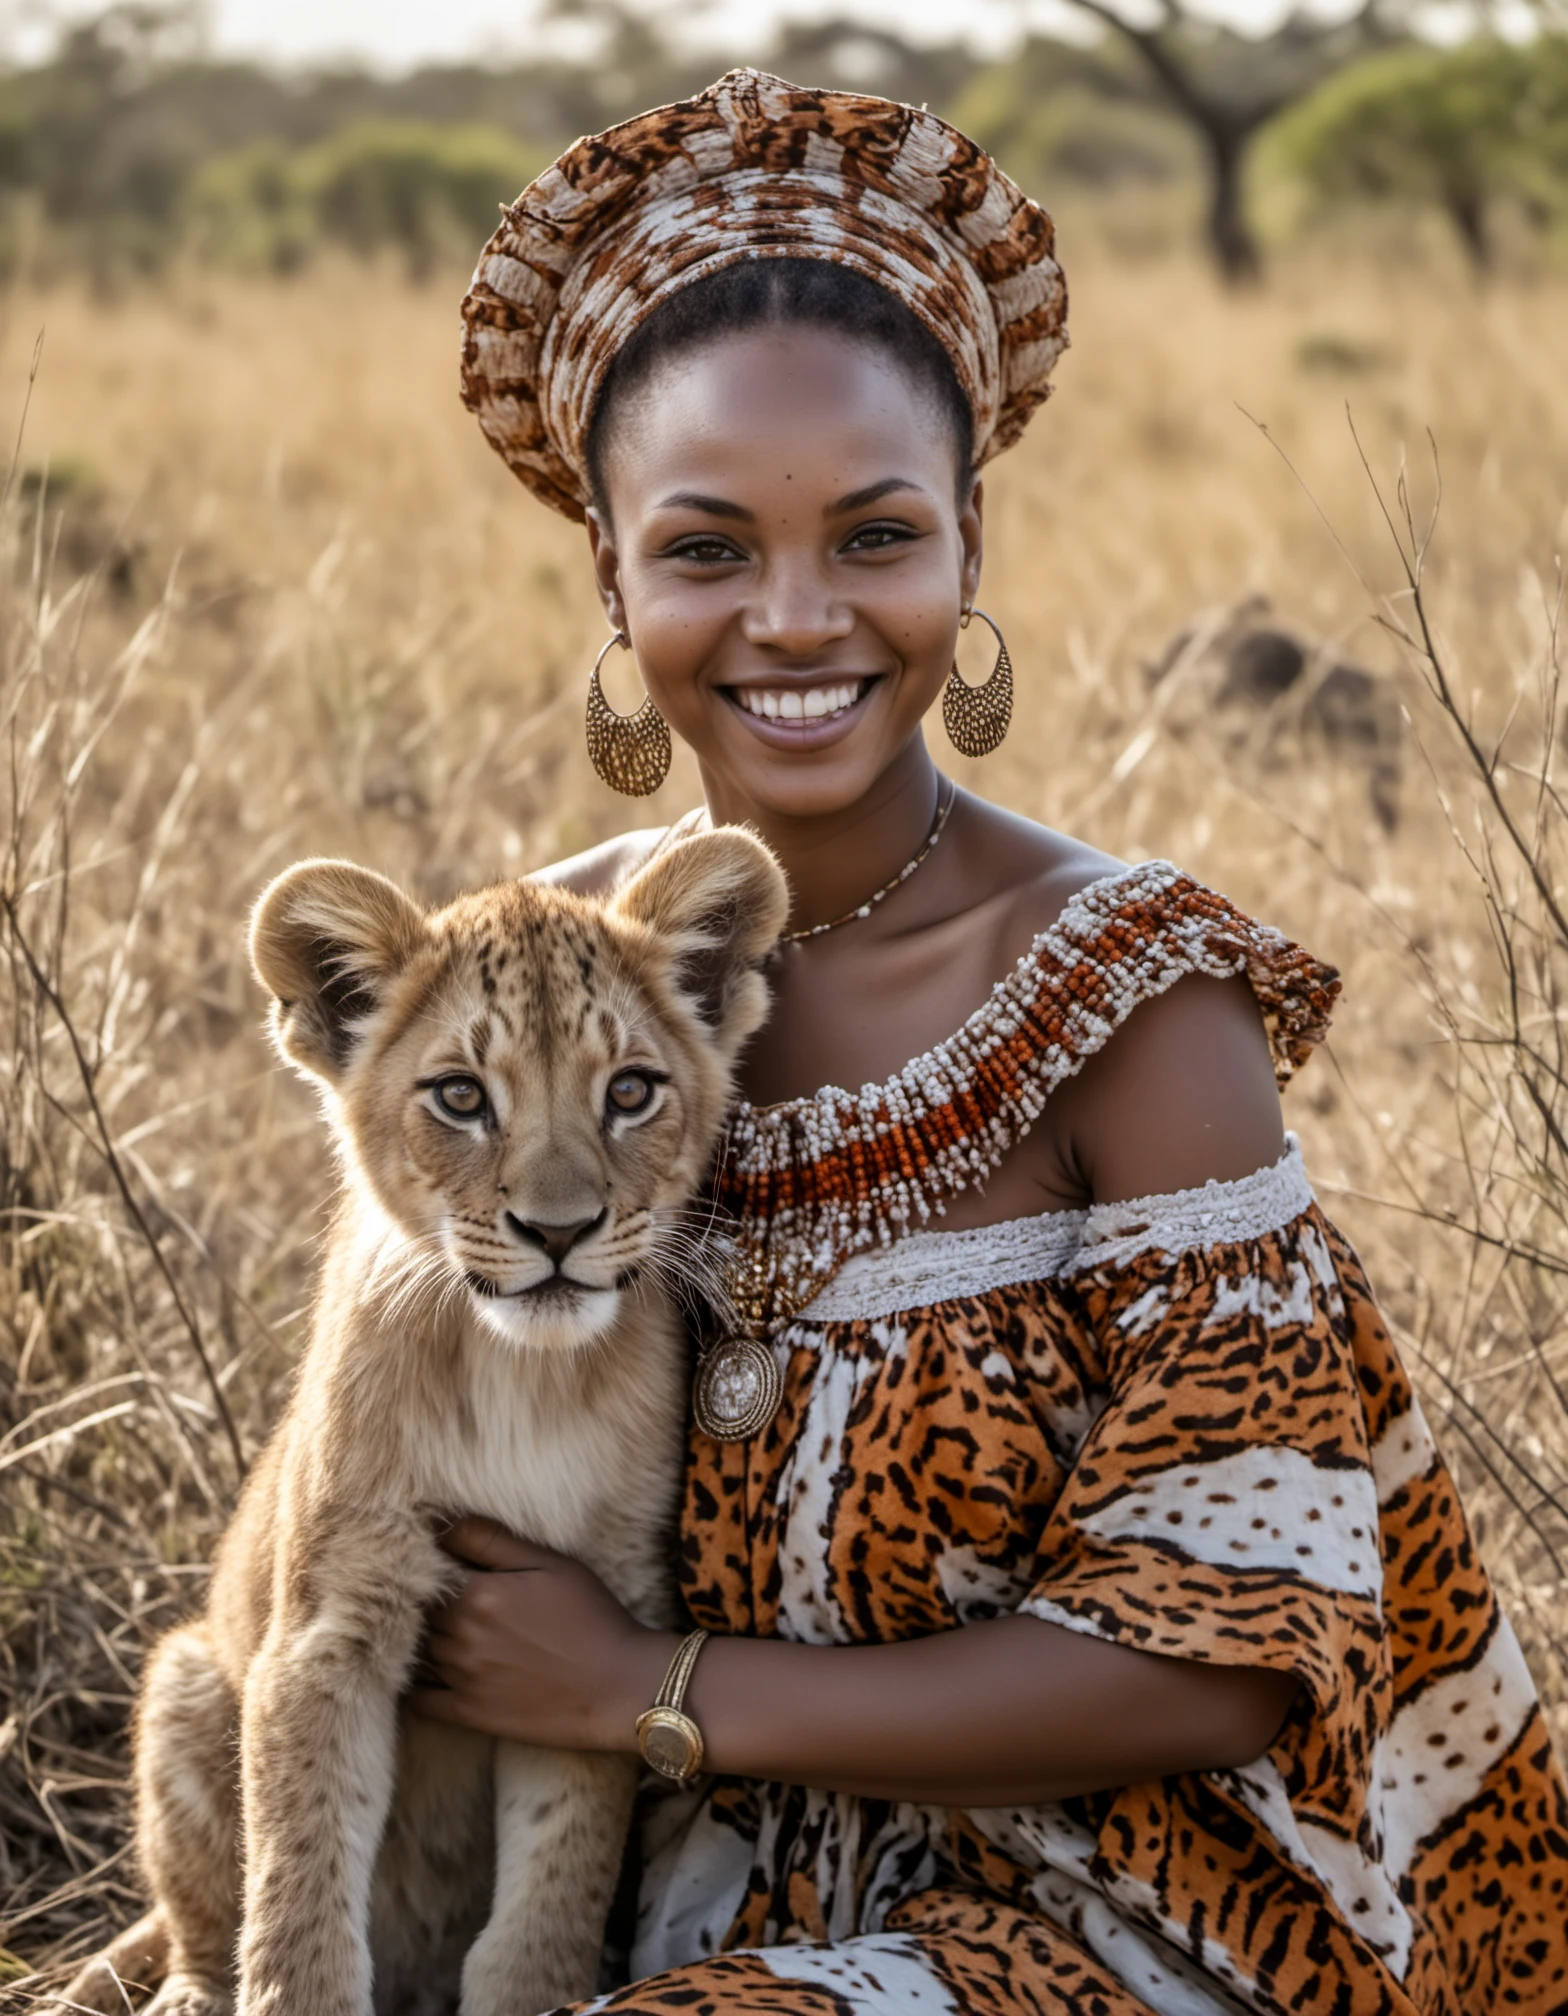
[638,1707,701,1780]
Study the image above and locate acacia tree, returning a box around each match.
[1276,35,1568,271]
[1060,0,1405,280]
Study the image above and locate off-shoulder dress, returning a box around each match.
[565,862,1568,2016]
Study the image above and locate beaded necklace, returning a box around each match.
[779,778,956,943]
[690,861,1340,1442]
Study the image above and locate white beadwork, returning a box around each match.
[797,1211,1087,1322]
[789,1139,1315,1323]
[1068,1135,1314,1274]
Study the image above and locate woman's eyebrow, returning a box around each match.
[829,477,922,514]
[654,491,753,520]
[651,477,922,520]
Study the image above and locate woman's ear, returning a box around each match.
[611,829,789,1062]
[585,507,627,636]
[960,476,984,612]
[250,859,427,1084]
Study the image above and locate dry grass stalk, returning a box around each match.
[1357,434,1568,1695]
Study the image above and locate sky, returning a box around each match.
[208,0,1093,65]
[15,0,1311,71]
[5,0,1498,69]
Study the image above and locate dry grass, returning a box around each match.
[1,242,1565,1993]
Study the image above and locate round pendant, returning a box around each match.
[692,1334,782,1443]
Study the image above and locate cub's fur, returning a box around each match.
[52,830,786,2016]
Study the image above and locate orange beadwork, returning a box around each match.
[715,861,1339,1319]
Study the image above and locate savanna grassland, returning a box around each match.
[2,240,1566,1989]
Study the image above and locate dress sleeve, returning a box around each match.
[1014,1140,1568,2004]
[1022,1140,1392,1784]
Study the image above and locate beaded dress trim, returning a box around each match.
[794,1136,1314,1323]
[1072,1132,1315,1273]
[797,1211,1086,1322]
[716,862,1338,1316]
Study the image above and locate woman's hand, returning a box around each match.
[408,1517,677,1751]
[409,1520,1296,1804]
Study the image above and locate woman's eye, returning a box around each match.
[606,1070,657,1116]
[844,522,915,553]
[667,537,742,566]
[435,1076,486,1119]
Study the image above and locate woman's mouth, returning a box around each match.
[721,677,877,746]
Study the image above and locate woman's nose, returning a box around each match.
[740,561,855,656]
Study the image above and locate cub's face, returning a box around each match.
[250,833,786,1350]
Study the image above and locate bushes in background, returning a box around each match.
[188,122,545,278]
[1,8,1566,281]
[1274,36,1568,270]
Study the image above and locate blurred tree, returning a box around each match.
[0,4,305,273]
[952,33,1196,194]
[189,122,545,278]
[185,140,316,273]
[765,19,978,107]
[533,0,729,127]
[1056,0,1407,281]
[302,121,545,279]
[1273,35,1568,270]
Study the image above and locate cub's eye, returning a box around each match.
[434,1076,486,1119]
[606,1070,657,1117]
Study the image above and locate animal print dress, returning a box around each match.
[566,864,1568,2016]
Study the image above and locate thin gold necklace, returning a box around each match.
[779,778,957,945]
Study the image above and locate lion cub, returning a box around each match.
[55,829,786,2016]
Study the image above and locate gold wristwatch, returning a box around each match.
[635,1629,710,1782]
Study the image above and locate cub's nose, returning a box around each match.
[504,1209,607,1269]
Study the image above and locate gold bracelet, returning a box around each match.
[635,1628,710,1782]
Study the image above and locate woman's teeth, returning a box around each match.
[734,682,862,722]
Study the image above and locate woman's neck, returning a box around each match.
[698,741,944,938]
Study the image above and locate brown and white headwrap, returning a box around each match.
[459,68,1069,522]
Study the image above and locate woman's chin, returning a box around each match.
[713,745,907,820]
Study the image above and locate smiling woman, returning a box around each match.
[428,64,1568,2016]
[588,309,981,825]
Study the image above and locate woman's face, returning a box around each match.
[587,324,983,821]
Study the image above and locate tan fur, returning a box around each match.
[49,831,786,2016]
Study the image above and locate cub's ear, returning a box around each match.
[612,829,788,1060]
[250,859,427,1083]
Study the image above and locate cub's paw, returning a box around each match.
[40,1909,172,2012]
[461,1938,594,2016]
[36,1966,155,2016]
[144,1976,234,2016]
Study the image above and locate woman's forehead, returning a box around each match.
[602,326,959,510]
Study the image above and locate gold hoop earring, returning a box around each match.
[943,607,1013,759]
[586,631,671,797]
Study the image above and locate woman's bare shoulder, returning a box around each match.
[1063,970,1287,1203]
[527,827,669,897]
[966,802,1285,1204]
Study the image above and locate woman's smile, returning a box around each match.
[719,674,880,746]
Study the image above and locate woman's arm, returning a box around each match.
[411,1521,1296,1806]
[412,974,1300,1804]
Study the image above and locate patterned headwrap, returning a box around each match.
[459,69,1069,522]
